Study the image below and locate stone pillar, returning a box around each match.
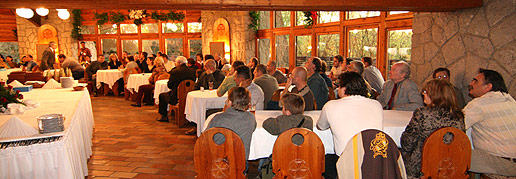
[411,0,516,99]
[16,16,39,60]
[201,11,256,63]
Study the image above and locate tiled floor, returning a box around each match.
[87,95,197,179]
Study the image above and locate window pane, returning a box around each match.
[101,39,117,61]
[141,23,158,33]
[80,25,95,34]
[275,35,289,68]
[389,11,410,15]
[188,22,202,33]
[189,39,202,58]
[142,40,160,55]
[122,40,138,56]
[82,41,98,61]
[0,42,20,64]
[258,39,270,65]
[348,28,377,59]
[165,38,183,60]
[296,35,311,66]
[388,29,412,65]
[319,11,340,24]
[318,34,340,71]
[346,11,381,20]
[98,24,118,34]
[162,23,184,33]
[274,11,291,28]
[120,24,138,34]
[296,11,306,26]
[258,11,270,30]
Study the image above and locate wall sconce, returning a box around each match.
[57,9,70,20]
[16,8,34,19]
[36,8,49,16]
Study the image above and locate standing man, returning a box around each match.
[41,41,57,71]
[304,57,329,110]
[157,56,197,122]
[78,41,91,64]
[465,68,516,177]
[58,54,85,80]
[362,57,385,94]
[376,61,422,111]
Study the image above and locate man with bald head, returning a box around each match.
[195,59,225,90]
[376,61,423,111]
[280,67,315,111]
[266,60,287,84]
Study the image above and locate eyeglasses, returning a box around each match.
[436,75,448,79]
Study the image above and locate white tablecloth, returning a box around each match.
[0,88,94,179]
[0,68,22,82]
[184,90,227,136]
[126,73,152,93]
[203,110,413,160]
[96,69,123,89]
[154,80,170,105]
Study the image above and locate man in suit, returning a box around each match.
[41,41,57,71]
[157,56,197,122]
[376,61,423,111]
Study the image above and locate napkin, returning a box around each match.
[8,80,24,87]
[42,79,62,89]
[0,116,38,138]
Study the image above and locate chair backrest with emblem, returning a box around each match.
[337,129,407,179]
[194,127,246,179]
[272,128,325,179]
[421,127,471,179]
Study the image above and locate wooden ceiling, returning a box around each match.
[0,0,482,12]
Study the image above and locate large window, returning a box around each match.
[319,11,340,24]
[165,38,183,60]
[296,11,306,26]
[188,22,202,33]
[98,24,117,34]
[141,23,159,33]
[80,25,96,34]
[163,23,184,33]
[275,11,291,28]
[120,24,138,34]
[258,38,271,64]
[318,34,340,70]
[346,11,381,20]
[296,35,311,66]
[348,28,377,59]
[189,39,202,58]
[101,39,117,61]
[388,29,412,66]
[275,34,289,68]
[259,11,270,30]
[122,40,138,55]
[142,40,160,55]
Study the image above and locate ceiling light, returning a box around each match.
[36,8,49,16]
[58,10,70,20]
[16,8,34,19]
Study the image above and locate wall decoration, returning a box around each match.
[95,12,108,25]
[303,11,318,28]
[71,9,83,40]
[248,11,259,31]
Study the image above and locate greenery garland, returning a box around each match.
[95,10,185,26]
[71,9,83,40]
[303,11,318,28]
[248,11,260,31]
[110,12,126,24]
[150,11,185,22]
[95,12,108,26]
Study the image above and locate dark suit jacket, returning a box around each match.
[40,48,55,71]
[167,64,197,105]
[195,69,225,90]
[86,61,109,80]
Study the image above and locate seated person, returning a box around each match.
[5,56,16,68]
[263,93,313,136]
[274,67,315,111]
[186,57,199,70]
[142,57,156,73]
[362,57,385,94]
[253,64,279,109]
[320,61,333,88]
[195,59,225,90]
[86,55,109,96]
[432,67,465,108]
[206,86,257,161]
[107,53,122,69]
[347,60,379,98]
[216,60,245,97]
[21,55,37,72]
[58,54,85,80]
[465,68,516,176]
[329,55,345,81]
[304,57,329,109]
[234,66,265,110]
[0,54,10,69]
[266,60,287,84]
[317,72,383,178]
[163,55,175,72]
[131,58,168,107]
[400,79,465,178]
[376,61,423,111]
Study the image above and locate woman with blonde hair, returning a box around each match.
[131,57,169,107]
[108,53,122,69]
[400,79,465,178]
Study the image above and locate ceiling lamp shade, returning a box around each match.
[16,8,34,19]
[36,8,49,16]
[58,10,70,20]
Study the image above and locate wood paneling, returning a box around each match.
[0,0,481,11]
[0,9,17,42]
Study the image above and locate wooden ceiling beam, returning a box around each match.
[0,0,482,12]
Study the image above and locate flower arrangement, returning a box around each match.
[128,10,147,25]
[0,85,24,112]
[303,11,318,28]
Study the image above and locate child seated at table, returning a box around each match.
[263,93,314,140]
[206,86,257,162]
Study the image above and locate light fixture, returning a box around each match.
[56,9,67,12]
[36,8,49,16]
[58,10,70,20]
[16,8,34,19]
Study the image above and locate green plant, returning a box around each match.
[0,85,24,112]
[95,12,108,25]
[110,12,126,24]
[150,11,185,22]
[248,11,260,31]
[303,11,318,28]
[71,9,83,40]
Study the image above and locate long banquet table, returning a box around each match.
[0,88,94,179]
[203,110,413,160]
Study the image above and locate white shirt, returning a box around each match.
[464,91,516,158]
[164,60,175,72]
[331,66,342,78]
[317,95,383,156]
[247,82,265,110]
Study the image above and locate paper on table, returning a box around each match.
[42,79,62,89]
[0,116,38,138]
[8,80,24,87]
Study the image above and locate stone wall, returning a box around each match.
[411,0,516,99]
[16,10,77,62]
[201,11,256,63]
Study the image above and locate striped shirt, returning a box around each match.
[464,91,516,158]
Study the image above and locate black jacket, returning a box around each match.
[167,64,197,105]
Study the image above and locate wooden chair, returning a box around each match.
[272,128,325,179]
[170,79,195,126]
[270,89,283,102]
[337,129,407,179]
[328,87,336,101]
[7,71,26,84]
[421,127,471,179]
[194,127,246,179]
